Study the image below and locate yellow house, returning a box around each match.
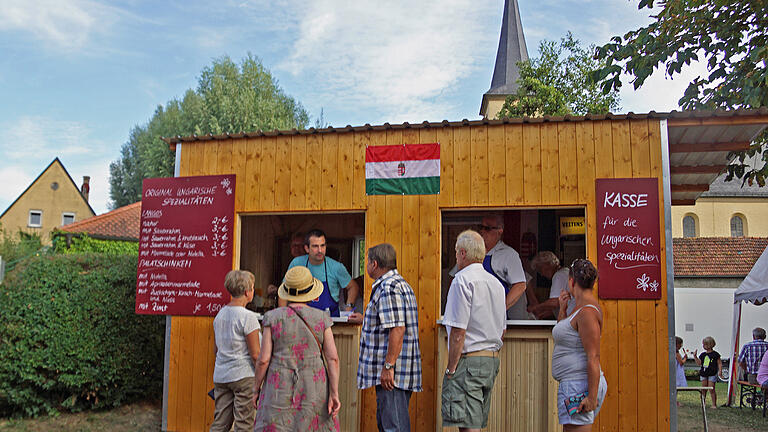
[671,173,768,237]
[0,158,95,243]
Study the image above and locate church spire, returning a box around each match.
[480,0,529,118]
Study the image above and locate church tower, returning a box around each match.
[480,0,530,119]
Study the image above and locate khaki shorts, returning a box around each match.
[441,356,500,429]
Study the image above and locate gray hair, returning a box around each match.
[368,243,397,270]
[754,327,766,340]
[224,270,254,297]
[456,230,485,262]
[531,251,560,270]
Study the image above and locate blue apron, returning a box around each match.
[306,257,340,317]
[483,253,510,294]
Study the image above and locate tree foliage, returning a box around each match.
[109,55,310,208]
[593,0,768,186]
[497,32,621,118]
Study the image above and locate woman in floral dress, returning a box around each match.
[253,266,341,432]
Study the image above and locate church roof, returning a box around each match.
[481,0,529,115]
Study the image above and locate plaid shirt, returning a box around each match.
[738,340,768,374]
[357,269,422,391]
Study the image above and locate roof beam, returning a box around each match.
[669,141,750,153]
[668,116,768,127]
[670,184,710,192]
[671,199,696,206]
[670,164,727,174]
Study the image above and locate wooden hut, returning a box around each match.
[159,108,768,431]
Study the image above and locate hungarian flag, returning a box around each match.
[365,143,440,195]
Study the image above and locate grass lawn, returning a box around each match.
[0,401,160,432]
[677,379,768,431]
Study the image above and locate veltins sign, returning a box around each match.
[595,178,662,300]
[135,174,235,316]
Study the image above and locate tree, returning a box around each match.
[593,0,768,185]
[497,32,621,118]
[109,55,310,208]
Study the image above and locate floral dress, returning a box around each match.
[254,306,339,432]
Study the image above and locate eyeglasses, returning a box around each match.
[478,225,501,231]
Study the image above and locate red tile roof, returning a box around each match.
[673,237,768,277]
[58,202,141,241]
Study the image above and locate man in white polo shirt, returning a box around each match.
[441,230,513,431]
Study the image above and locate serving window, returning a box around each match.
[239,212,365,313]
[440,208,587,321]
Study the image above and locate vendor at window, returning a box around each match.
[279,229,362,320]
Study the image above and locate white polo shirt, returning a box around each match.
[548,267,576,315]
[443,262,507,353]
[485,241,528,319]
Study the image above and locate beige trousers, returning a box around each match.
[210,376,255,432]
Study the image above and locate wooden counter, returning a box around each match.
[331,322,361,432]
[436,326,560,432]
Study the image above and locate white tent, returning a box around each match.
[727,245,768,405]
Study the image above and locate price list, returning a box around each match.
[135,175,236,316]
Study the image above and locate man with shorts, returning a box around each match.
[441,230,506,431]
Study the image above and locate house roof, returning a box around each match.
[162,108,768,205]
[481,0,529,115]
[57,201,141,241]
[0,157,95,219]
[673,237,768,277]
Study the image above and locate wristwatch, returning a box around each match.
[384,362,395,370]
[445,368,456,376]
[344,303,354,310]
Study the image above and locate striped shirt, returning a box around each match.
[738,340,768,374]
[357,269,422,391]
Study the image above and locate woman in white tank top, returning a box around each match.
[551,259,607,431]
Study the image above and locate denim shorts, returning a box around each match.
[441,356,500,429]
[700,374,718,383]
[557,374,608,425]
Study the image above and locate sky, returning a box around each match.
[0,0,707,215]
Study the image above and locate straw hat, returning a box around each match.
[278,266,324,303]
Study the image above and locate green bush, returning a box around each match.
[50,233,139,255]
[0,253,164,417]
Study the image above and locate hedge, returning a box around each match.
[0,254,164,417]
[51,233,139,255]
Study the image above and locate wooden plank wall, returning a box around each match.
[166,119,671,431]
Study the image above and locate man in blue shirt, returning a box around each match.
[284,229,360,318]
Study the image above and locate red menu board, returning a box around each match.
[135,175,235,316]
[595,178,662,300]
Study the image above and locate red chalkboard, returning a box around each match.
[595,178,662,300]
[135,175,235,315]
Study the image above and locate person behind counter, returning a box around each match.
[551,259,607,431]
[477,214,532,320]
[210,270,261,432]
[357,243,422,432]
[441,230,506,432]
[253,266,341,431]
[528,251,574,320]
[282,229,362,319]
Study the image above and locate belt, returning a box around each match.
[462,350,499,358]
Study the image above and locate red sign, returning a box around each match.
[135,175,235,315]
[595,178,662,299]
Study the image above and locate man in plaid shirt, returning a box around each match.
[357,243,422,432]
[738,327,768,384]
